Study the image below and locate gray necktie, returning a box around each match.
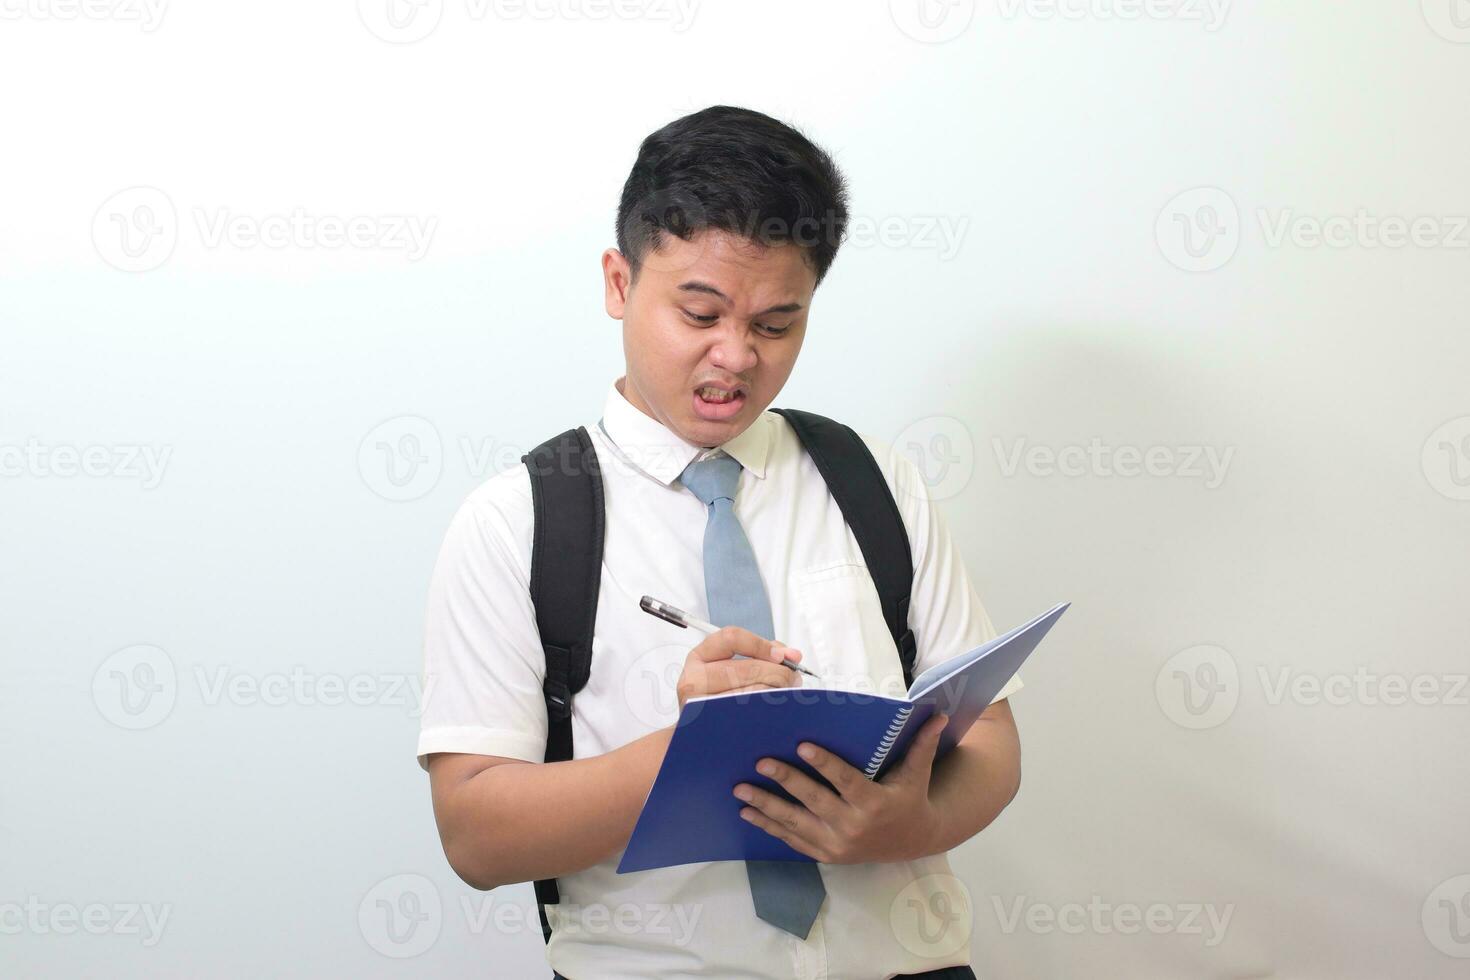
[679,452,827,941]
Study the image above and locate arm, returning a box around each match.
[921,696,1021,854]
[428,627,805,890]
[428,727,674,891]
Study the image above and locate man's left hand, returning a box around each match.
[732,712,949,864]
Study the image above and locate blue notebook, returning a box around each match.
[617,601,1069,873]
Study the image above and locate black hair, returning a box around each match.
[615,105,850,286]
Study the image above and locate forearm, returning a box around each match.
[438,725,674,889]
[922,700,1022,855]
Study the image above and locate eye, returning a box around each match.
[681,309,718,325]
[757,323,790,337]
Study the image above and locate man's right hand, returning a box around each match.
[675,626,804,711]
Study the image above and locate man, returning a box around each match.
[417,105,1023,979]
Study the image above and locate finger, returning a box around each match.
[723,680,794,696]
[716,658,801,691]
[748,757,847,822]
[682,655,793,699]
[793,740,871,803]
[893,713,948,783]
[738,807,825,860]
[691,627,803,667]
[733,782,826,843]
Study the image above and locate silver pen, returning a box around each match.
[639,595,821,679]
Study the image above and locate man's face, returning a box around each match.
[603,228,817,449]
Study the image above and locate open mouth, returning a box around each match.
[692,385,747,420]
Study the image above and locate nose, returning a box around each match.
[706,321,759,376]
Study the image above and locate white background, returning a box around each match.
[3,0,1469,976]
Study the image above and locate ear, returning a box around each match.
[602,248,632,319]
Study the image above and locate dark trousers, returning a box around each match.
[554,967,975,979]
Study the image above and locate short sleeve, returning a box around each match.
[863,435,1022,705]
[416,467,551,770]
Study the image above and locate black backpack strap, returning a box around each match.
[771,408,918,688]
[520,426,605,945]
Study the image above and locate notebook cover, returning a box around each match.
[617,690,909,872]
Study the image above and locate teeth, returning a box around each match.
[697,387,739,403]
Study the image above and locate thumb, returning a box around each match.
[898,712,948,781]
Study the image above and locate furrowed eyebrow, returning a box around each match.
[677,281,804,317]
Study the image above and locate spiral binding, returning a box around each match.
[863,705,915,778]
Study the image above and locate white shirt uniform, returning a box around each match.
[417,377,1022,980]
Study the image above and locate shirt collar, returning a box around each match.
[598,377,771,487]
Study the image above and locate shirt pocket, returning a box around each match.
[791,560,906,699]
